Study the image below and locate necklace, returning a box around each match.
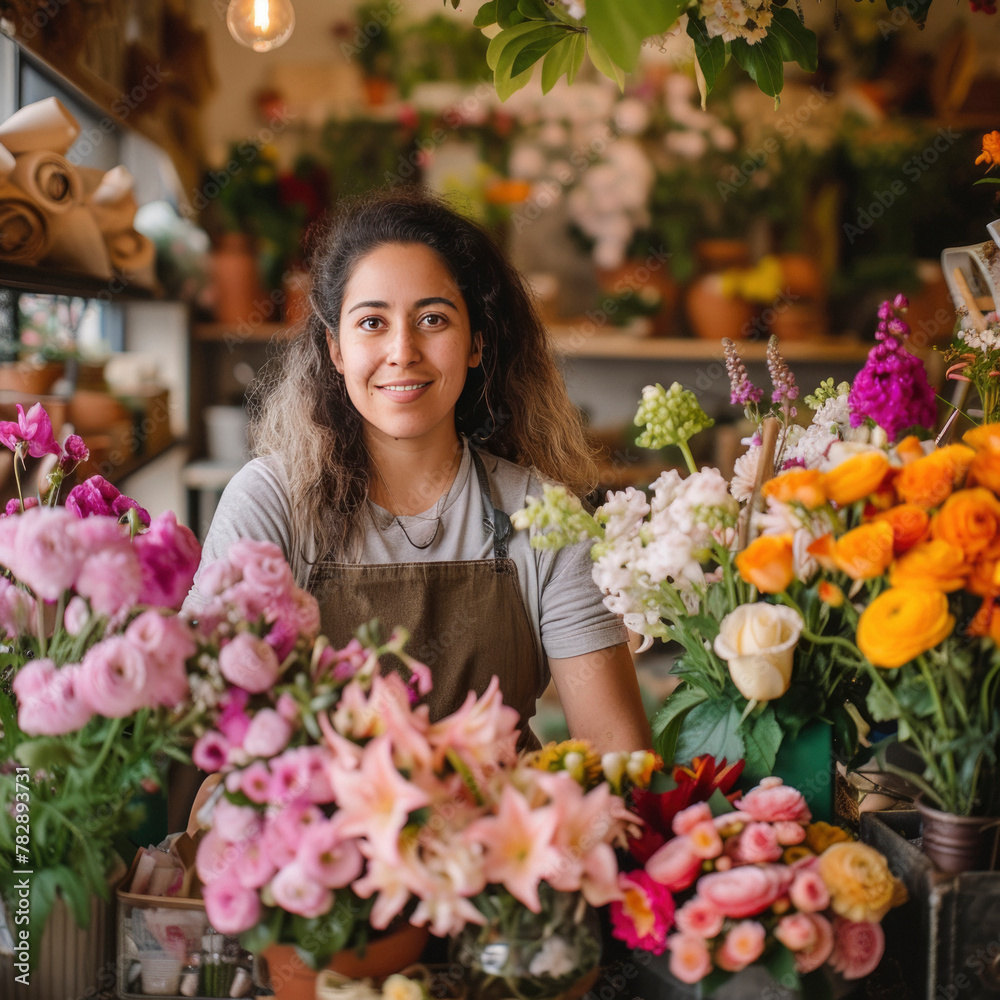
[370,447,462,550]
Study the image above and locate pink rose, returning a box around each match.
[729,822,783,864]
[125,610,196,708]
[271,798,324,854]
[789,869,830,913]
[13,660,92,735]
[794,914,835,973]
[646,834,703,892]
[296,821,365,888]
[243,708,293,759]
[697,864,793,919]
[736,780,811,824]
[193,731,231,772]
[672,801,712,836]
[0,577,35,637]
[667,934,712,985]
[219,632,280,693]
[775,912,818,951]
[203,873,261,934]
[133,511,201,610]
[674,897,723,939]
[716,920,766,972]
[239,761,273,804]
[830,918,884,980]
[76,636,148,717]
[269,860,333,918]
[234,838,278,890]
[12,507,83,601]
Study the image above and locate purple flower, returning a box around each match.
[848,296,937,443]
[766,336,799,405]
[0,403,60,458]
[723,339,763,408]
[65,476,150,526]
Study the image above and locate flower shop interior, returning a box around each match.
[3,1,1000,999]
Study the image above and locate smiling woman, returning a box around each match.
[184,188,650,755]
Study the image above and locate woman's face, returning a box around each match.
[330,242,481,451]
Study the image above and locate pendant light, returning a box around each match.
[226,0,296,53]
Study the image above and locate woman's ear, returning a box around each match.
[469,332,483,368]
[326,328,344,374]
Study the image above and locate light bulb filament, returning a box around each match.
[254,0,270,32]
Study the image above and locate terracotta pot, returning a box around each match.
[776,253,826,302]
[686,274,758,341]
[263,923,430,999]
[767,301,829,342]
[916,797,1000,874]
[694,238,751,271]
[211,233,272,327]
[596,259,679,337]
[0,359,64,395]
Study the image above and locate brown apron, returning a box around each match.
[309,451,547,750]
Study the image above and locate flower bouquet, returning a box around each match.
[187,536,661,995]
[0,404,202,964]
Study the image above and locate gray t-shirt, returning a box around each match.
[186,440,627,663]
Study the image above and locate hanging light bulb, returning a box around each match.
[226,0,295,53]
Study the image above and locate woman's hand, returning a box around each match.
[548,643,651,753]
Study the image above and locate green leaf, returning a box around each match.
[240,909,284,956]
[585,35,625,90]
[742,706,783,779]
[510,26,568,78]
[707,786,735,817]
[674,699,746,768]
[541,34,576,94]
[494,28,548,100]
[486,20,546,70]
[651,683,708,764]
[730,33,784,99]
[14,737,79,771]
[497,0,526,28]
[566,31,587,84]
[765,945,802,994]
[583,0,686,72]
[473,2,498,28]
[517,0,560,19]
[687,17,727,97]
[769,7,818,73]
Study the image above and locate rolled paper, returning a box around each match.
[10,150,83,215]
[0,142,14,182]
[78,166,137,234]
[42,205,113,279]
[93,165,136,205]
[0,97,80,155]
[0,180,50,264]
[107,229,157,290]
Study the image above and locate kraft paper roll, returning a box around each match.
[82,166,138,234]
[0,180,50,264]
[43,205,113,280]
[0,142,14,182]
[10,150,83,215]
[0,97,80,155]
[107,229,157,290]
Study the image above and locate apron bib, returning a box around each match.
[309,451,548,749]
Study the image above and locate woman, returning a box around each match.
[187,188,649,753]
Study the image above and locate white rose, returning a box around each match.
[713,603,804,702]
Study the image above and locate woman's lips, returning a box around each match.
[376,381,431,400]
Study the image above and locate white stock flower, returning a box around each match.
[714,603,804,701]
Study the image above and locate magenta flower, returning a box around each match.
[610,870,675,955]
[0,403,60,458]
[133,511,200,609]
[3,497,39,517]
[65,476,150,526]
[63,434,89,463]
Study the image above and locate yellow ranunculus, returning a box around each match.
[805,821,852,854]
[818,842,907,923]
[856,587,954,668]
[888,539,968,592]
[832,522,895,580]
[824,450,890,506]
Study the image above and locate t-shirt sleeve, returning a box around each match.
[535,527,629,660]
[182,457,296,614]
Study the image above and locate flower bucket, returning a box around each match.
[771,720,833,824]
[915,798,1000,875]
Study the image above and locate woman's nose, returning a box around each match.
[386,324,421,365]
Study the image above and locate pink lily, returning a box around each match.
[0,403,60,458]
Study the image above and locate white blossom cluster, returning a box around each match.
[700,0,774,44]
[957,319,1000,354]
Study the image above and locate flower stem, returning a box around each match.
[677,439,698,476]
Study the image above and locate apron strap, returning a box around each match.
[471,448,511,563]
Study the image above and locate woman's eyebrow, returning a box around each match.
[347,300,389,313]
[415,297,457,310]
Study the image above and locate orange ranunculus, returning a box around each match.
[975,131,1000,169]
[818,581,844,607]
[931,487,1000,563]
[895,435,926,466]
[965,425,1000,494]
[856,587,955,668]
[824,451,890,506]
[968,559,1000,596]
[832,522,895,580]
[762,469,827,509]
[963,423,1000,452]
[808,533,836,570]
[871,503,930,554]
[968,597,1000,644]
[735,534,795,593]
[895,445,975,509]
[888,540,968,592]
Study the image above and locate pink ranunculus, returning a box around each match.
[0,577,36,637]
[264,618,298,662]
[12,507,84,601]
[287,588,320,639]
[716,920,766,972]
[76,636,148,717]
[216,688,251,746]
[697,864,794,919]
[65,476,149,524]
[228,538,294,597]
[775,912,819,952]
[239,761,273,804]
[202,873,261,934]
[609,870,675,955]
[646,835,705,892]
[672,801,713,836]
[125,610,196,708]
[795,913,835,973]
[218,632,281,694]
[213,799,263,845]
[13,660,92,735]
[789,869,830,913]
[830,918,885,980]
[133,511,200,609]
[271,798,324,855]
[687,820,723,860]
[0,402,60,457]
[63,595,89,636]
[193,731,231,772]
[736,780,811,824]
[730,822,783,864]
[276,692,299,722]
[196,828,237,883]
[668,934,713,985]
[243,708,293,759]
[297,821,365,888]
[287,746,335,804]
[198,557,241,598]
[774,820,807,846]
[269,860,333,918]
[674,897,724,939]
[234,838,278,890]
[75,545,143,619]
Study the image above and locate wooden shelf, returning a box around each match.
[0,263,156,300]
[192,322,294,343]
[547,325,875,363]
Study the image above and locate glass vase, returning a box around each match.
[450,885,602,1000]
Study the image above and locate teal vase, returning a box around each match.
[770,720,833,823]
